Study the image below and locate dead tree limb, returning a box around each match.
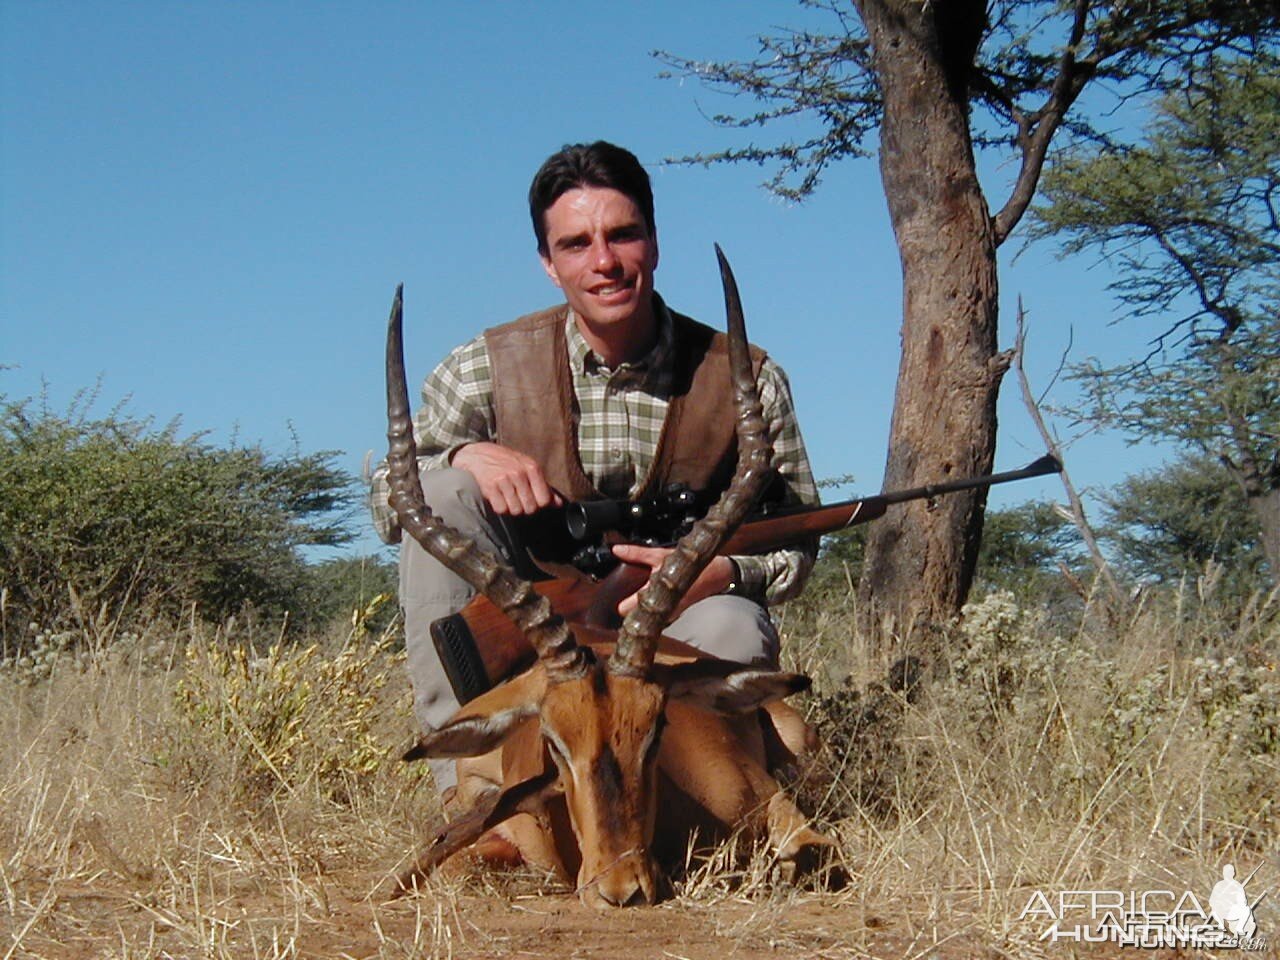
[1014,297,1125,607]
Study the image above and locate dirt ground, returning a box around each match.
[9,877,879,960]
[9,868,1237,960]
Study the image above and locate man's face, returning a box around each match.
[538,186,659,336]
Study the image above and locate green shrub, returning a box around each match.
[1102,455,1273,596]
[302,554,399,637]
[0,390,355,644]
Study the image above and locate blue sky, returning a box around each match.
[1,2,1167,558]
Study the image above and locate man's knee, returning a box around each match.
[665,595,780,667]
[399,470,488,744]
[399,468,501,602]
[418,467,487,526]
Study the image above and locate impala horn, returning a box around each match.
[609,246,775,678]
[385,285,590,682]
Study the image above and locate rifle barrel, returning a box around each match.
[878,454,1061,506]
[720,454,1061,554]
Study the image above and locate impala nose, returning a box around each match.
[595,876,650,908]
[589,857,656,908]
[620,886,649,908]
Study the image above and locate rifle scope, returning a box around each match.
[565,486,701,544]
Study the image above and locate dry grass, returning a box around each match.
[2,583,1277,959]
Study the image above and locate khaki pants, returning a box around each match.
[400,468,781,790]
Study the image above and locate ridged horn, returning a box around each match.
[384,285,589,682]
[609,246,774,677]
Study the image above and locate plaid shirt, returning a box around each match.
[370,300,818,605]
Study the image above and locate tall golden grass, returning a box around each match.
[2,580,1276,958]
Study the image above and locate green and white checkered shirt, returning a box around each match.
[370,300,818,605]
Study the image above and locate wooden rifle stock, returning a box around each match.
[430,455,1061,702]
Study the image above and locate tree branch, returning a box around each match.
[992,0,1092,245]
[1014,297,1125,604]
[1148,227,1245,335]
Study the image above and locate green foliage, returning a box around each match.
[1189,653,1280,758]
[0,390,356,642]
[1032,54,1280,579]
[973,499,1083,595]
[1033,56,1280,329]
[658,3,1279,622]
[948,592,1083,718]
[1101,454,1270,593]
[302,555,399,637]
[811,499,1088,604]
[656,2,1280,201]
[0,624,171,686]
[817,524,866,571]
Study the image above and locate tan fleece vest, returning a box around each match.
[483,302,765,504]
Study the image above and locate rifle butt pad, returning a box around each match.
[430,614,493,705]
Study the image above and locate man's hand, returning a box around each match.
[611,545,735,616]
[451,442,563,515]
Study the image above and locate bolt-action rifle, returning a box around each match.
[431,454,1062,703]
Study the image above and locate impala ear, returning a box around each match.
[658,660,812,714]
[404,666,549,761]
[403,702,540,760]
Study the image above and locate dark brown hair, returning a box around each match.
[528,141,655,255]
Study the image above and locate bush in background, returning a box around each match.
[1102,453,1273,597]
[303,554,399,637]
[0,390,356,647]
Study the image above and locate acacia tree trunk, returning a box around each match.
[853,0,1009,641]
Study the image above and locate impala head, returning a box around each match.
[385,249,807,907]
